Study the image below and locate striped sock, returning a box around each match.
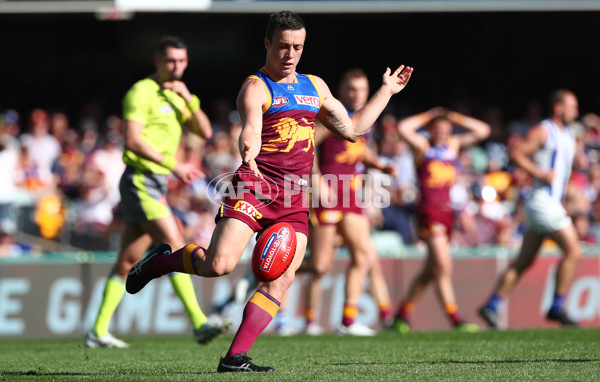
[445,303,462,326]
[169,273,207,330]
[342,303,358,327]
[305,306,317,326]
[225,289,280,360]
[152,244,202,276]
[396,301,415,321]
[378,301,392,323]
[93,273,125,337]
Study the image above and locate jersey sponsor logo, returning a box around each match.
[160,105,173,114]
[273,97,289,107]
[294,95,320,108]
[233,200,263,221]
[262,117,315,153]
[260,226,291,272]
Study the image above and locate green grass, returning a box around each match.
[1,329,599,381]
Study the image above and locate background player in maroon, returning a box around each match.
[305,68,395,336]
[126,11,413,372]
[392,107,490,333]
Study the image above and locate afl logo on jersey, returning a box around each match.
[294,95,320,108]
[273,97,289,107]
[160,105,173,114]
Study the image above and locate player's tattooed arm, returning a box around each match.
[325,110,349,134]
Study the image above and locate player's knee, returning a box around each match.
[278,271,296,291]
[432,262,452,278]
[210,257,236,276]
[312,262,332,278]
[565,248,582,262]
[350,249,370,268]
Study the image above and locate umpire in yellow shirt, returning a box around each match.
[86,36,229,348]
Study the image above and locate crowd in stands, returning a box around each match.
[2,97,600,257]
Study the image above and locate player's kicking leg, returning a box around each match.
[219,229,308,372]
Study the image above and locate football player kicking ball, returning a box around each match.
[126,10,413,372]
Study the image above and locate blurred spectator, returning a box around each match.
[17,143,54,196]
[88,127,125,208]
[20,109,61,181]
[0,115,19,223]
[183,191,217,247]
[204,130,238,180]
[50,111,71,146]
[209,98,236,135]
[72,167,114,245]
[572,213,596,245]
[378,131,418,244]
[52,128,86,200]
[0,219,22,258]
[507,99,543,137]
[33,193,66,239]
[1,110,21,152]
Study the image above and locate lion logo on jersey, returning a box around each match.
[425,160,456,188]
[262,117,315,153]
[334,139,366,165]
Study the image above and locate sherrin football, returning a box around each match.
[252,222,297,282]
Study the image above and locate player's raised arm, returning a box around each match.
[448,110,491,148]
[397,107,445,153]
[236,78,269,178]
[316,65,413,142]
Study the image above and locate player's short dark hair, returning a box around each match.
[266,11,305,42]
[340,68,368,84]
[428,115,451,128]
[156,36,187,56]
[548,89,574,109]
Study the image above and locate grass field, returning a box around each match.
[1,328,598,381]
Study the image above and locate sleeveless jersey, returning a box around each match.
[530,119,575,201]
[318,134,366,177]
[238,68,322,187]
[416,138,458,210]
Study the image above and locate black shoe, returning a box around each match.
[478,306,499,329]
[126,243,171,294]
[217,353,275,372]
[546,310,578,327]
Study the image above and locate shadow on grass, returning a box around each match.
[328,359,600,366]
[1,371,92,376]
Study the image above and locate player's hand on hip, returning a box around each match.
[242,141,263,179]
[540,170,555,185]
[382,65,414,95]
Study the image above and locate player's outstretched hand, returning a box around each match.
[383,65,414,95]
[243,140,263,179]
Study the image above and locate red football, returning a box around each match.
[252,222,297,282]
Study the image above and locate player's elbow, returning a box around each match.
[202,128,213,141]
[478,123,492,140]
[345,133,361,143]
